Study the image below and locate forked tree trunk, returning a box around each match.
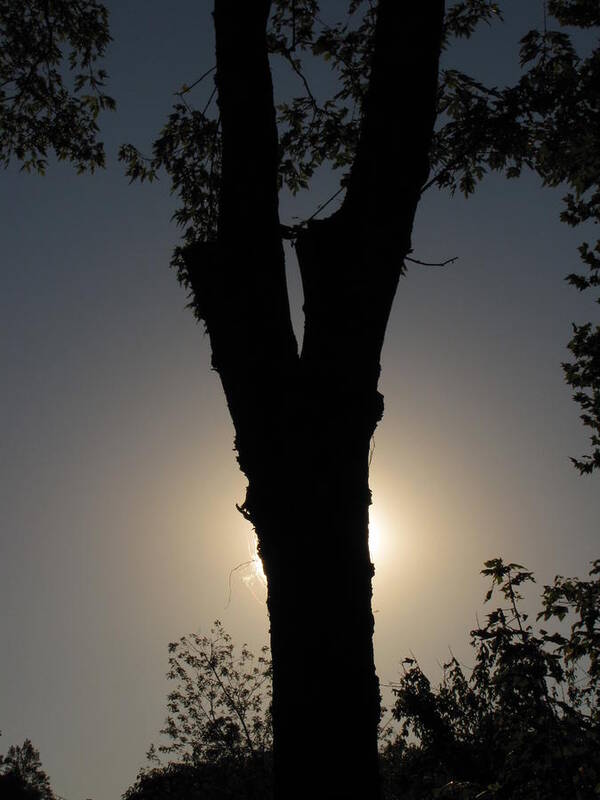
[186,2,444,798]
[247,248,386,796]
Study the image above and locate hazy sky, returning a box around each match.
[1,2,598,799]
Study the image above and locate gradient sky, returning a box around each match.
[1,2,598,799]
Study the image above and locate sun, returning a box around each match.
[249,532,267,584]
[368,510,386,561]
[242,532,267,601]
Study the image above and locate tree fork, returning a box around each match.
[203,1,445,798]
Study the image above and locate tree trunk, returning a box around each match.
[187,2,445,798]
[262,481,381,800]
[246,288,384,797]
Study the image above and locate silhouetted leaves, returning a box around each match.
[563,323,600,473]
[382,558,600,799]
[123,622,272,800]
[431,2,600,470]
[0,0,113,173]
[118,5,599,475]
[549,0,600,28]
[0,739,54,800]
[119,1,506,291]
[123,560,600,799]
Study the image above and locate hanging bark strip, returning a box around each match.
[185,2,445,798]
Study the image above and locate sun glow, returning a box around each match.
[242,533,267,599]
[368,509,387,562]
[249,533,266,582]
[239,511,388,601]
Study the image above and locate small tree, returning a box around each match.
[124,621,272,800]
[382,559,600,799]
[0,739,54,800]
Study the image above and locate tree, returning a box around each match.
[127,560,600,799]
[382,559,600,799]
[0,0,113,173]
[124,622,272,800]
[117,2,599,797]
[123,3,443,796]
[0,739,54,800]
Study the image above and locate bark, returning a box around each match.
[187,2,445,798]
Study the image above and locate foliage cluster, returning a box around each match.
[0,0,113,173]
[124,621,272,800]
[382,558,600,799]
[433,1,600,472]
[117,1,599,472]
[118,1,508,265]
[0,738,54,800]
[124,559,600,800]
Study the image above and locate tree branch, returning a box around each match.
[296,1,446,397]
[405,254,458,267]
[192,1,299,482]
[344,0,445,252]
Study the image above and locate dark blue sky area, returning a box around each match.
[1,3,598,799]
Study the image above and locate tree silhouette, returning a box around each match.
[124,623,272,800]
[2,1,598,796]
[0,739,54,800]
[118,2,599,797]
[123,4,443,796]
[382,559,600,799]
[0,0,113,173]
[125,561,600,799]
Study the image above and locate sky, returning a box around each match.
[1,2,599,799]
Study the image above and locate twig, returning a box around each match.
[405,254,458,267]
[226,560,255,608]
[176,65,217,97]
[307,185,345,221]
[283,50,319,112]
[280,186,346,241]
[201,84,218,117]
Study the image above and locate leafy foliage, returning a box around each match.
[118,3,599,471]
[0,739,54,800]
[123,759,267,800]
[549,0,600,28]
[0,0,114,173]
[432,2,600,471]
[381,558,600,799]
[124,621,272,800]
[441,1,501,42]
[539,559,600,709]
[563,321,600,473]
[561,168,600,473]
[118,67,221,270]
[118,1,500,280]
[125,561,600,799]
